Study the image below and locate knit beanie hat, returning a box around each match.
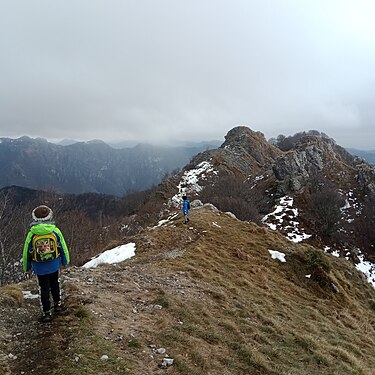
[32,205,53,222]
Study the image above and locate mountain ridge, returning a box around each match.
[1,205,375,374]
[157,126,375,273]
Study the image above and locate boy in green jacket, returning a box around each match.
[23,205,70,323]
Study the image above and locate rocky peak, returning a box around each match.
[220,126,281,166]
[273,135,360,194]
[221,126,265,147]
[187,126,283,180]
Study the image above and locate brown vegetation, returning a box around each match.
[2,206,375,374]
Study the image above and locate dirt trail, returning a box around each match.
[0,219,203,375]
[0,276,60,375]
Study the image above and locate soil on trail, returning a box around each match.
[0,211,206,375]
[0,276,82,375]
[0,261,203,375]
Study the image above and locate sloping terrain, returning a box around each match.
[1,205,375,375]
[166,126,375,262]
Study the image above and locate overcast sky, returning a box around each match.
[1,0,374,149]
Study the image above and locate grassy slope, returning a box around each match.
[141,208,375,375]
[1,206,375,375]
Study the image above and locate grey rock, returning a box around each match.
[190,199,203,208]
[161,358,174,367]
[202,203,219,212]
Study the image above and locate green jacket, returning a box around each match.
[23,223,70,273]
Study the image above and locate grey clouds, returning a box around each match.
[0,0,374,148]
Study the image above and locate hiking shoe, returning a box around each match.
[41,311,52,323]
[54,301,64,313]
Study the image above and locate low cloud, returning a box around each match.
[0,1,374,149]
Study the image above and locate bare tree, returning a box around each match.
[0,192,31,285]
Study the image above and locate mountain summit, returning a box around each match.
[162,126,375,274]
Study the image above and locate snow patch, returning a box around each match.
[356,254,375,287]
[262,196,312,243]
[339,190,362,223]
[170,161,217,206]
[324,246,375,288]
[23,291,39,299]
[154,213,179,228]
[83,243,136,268]
[268,250,286,263]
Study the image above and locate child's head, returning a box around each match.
[32,205,53,222]
[182,195,187,200]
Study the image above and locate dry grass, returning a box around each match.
[5,205,375,374]
[128,207,375,374]
[0,285,24,307]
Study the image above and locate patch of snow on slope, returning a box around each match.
[324,246,375,288]
[154,213,179,228]
[83,242,136,268]
[268,250,286,262]
[340,190,362,224]
[262,196,311,243]
[249,173,268,189]
[23,291,39,299]
[171,161,217,206]
[356,254,375,287]
[323,246,340,257]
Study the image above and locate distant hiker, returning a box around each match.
[22,205,70,323]
[182,195,190,224]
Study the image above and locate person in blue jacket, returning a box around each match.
[182,195,191,224]
[23,205,70,323]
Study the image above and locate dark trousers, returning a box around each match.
[37,271,60,312]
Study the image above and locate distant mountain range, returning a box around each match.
[346,148,375,164]
[0,135,372,198]
[0,136,220,196]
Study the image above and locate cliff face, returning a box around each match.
[272,136,362,195]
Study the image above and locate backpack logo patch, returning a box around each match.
[32,233,59,262]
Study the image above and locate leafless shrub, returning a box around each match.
[0,192,34,286]
[199,175,263,223]
[308,184,345,237]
